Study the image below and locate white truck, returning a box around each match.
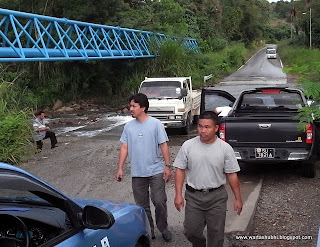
[138,77,201,134]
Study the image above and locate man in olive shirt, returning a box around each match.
[173,111,243,247]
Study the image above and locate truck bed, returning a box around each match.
[191,90,201,110]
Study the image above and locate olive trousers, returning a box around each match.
[132,173,168,236]
[184,185,228,247]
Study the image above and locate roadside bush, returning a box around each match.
[227,48,244,67]
[125,41,250,89]
[206,37,229,52]
[279,44,320,125]
[287,35,306,47]
[0,82,34,164]
[278,45,320,71]
[0,111,33,164]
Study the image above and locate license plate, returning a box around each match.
[255,148,275,158]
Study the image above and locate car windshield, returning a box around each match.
[0,189,51,205]
[238,91,304,111]
[268,49,276,54]
[140,81,181,99]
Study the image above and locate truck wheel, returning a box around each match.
[181,115,191,135]
[302,161,316,178]
[193,115,199,125]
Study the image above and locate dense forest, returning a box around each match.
[0,0,319,163]
[0,0,282,106]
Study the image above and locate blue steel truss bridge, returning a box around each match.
[0,8,199,62]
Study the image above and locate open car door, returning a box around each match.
[200,88,236,116]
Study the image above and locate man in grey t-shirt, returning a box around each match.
[173,111,243,247]
[33,110,58,151]
[116,93,172,242]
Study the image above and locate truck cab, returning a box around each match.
[139,77,201,134]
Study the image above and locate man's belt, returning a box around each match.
[186,184,221,193]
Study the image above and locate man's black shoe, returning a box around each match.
[162,229,172,242]
[51,145,58,149]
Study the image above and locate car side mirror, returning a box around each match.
[181,88,188,98]
[307,100,314,106]
[82,205,115,229]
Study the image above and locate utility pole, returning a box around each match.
[291,16,293,39]
[309,7,312,49]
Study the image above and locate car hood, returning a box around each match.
[73,198,138,214]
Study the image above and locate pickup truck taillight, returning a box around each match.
[219,124,226,141]
[306,124,313,144]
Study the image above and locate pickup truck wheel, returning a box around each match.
[302,161,316,178]
[181,115,191,135]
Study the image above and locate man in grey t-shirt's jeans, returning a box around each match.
[173,111,243,247]
[116,93,172,242]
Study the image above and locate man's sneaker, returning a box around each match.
[162,229,172,242]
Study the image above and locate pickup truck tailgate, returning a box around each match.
[226,116,306,147]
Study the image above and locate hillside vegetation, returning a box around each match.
[0,0,319,163]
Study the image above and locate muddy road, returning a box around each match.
[19,46,320,247]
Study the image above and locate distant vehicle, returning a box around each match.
[0,162,151,247]
[139,77,201,134]
[201,87,319,178]
[267,48,277,59]
[266,45,275,53]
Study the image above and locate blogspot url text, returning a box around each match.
[235,235,313,241]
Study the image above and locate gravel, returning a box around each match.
[227,162,320,247]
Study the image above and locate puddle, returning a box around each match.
[52,114,133,138]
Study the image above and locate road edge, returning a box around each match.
[225,177,264,233]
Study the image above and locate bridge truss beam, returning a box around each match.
[0,8,198,62]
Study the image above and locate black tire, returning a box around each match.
[135,238,149,247]
[181,115,191,135]
[302,161,316,178]
[135,242,143,247]
[193,115,199,125]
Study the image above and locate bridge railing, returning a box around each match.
[0,8,198,62]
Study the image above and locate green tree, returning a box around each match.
[274,0,292,20]
[222,6,243,40]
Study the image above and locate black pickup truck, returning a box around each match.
[201,87,318,178]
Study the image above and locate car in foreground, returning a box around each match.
[0,162,151,247]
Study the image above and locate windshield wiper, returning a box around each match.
[0,196,51,206]
[270,106,295,111]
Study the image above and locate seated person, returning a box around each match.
[33,110,58,151]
